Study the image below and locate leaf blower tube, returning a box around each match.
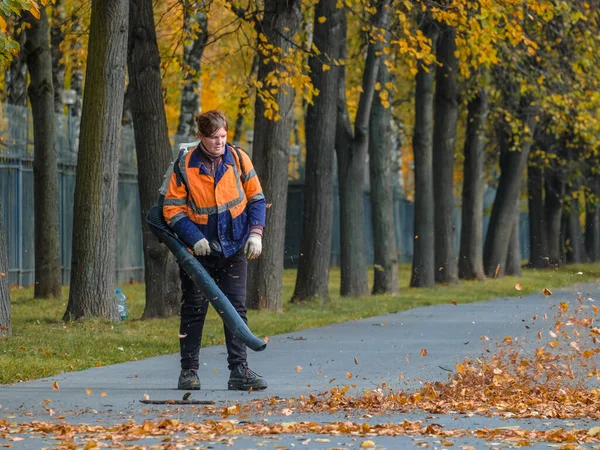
[146,198,266,352]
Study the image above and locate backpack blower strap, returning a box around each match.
[146,197,266,352]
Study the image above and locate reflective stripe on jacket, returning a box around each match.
[163,143,266,257]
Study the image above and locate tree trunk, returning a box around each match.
[458,86,487,280]
[410,21,438,288]
[24,7,62,299]
[247,0,301,311]
[50,0,66,114]
[483,102,537,278]
[585,176,600,261]
[69,12,84,152]
[544,167,565,265]
[336,0,390,297]
[0,201,11,338]
[565,194,585,264]
[63,0,129,321]
[232,55,258,144]
[128,0,181,317]
[527,158,548,267]
[176,0,208,139]
[369,57,398,295]
[432,25,458,284]
[505,196,522,276]
[291,0,342,303]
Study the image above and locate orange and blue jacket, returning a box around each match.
[163,143,266,257]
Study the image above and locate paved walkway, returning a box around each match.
[1,282,599,449]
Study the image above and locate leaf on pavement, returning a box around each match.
[52,381,59,391]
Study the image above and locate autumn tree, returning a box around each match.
[24,6,62,298]
[50,0,66,113]
[336,0,390,297]
[292,0,343,303]
[458,83,488,280]
[409,18,438,288]
[176,0,208,140]
[128,0,181,317]
[63,0,129,321]
[432,23,459,284]
[247,0,302,311]
[369,56,398,294]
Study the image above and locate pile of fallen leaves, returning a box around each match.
[279,292,600,420]
[3,417,600,449]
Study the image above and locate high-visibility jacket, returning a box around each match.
[163,143,266,258]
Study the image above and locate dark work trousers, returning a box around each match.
[179,249,248,371]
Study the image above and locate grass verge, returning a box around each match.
[2,263,599,384]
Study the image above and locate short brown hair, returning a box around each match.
[194,110,228,137]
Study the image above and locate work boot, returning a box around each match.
[178,369,200,390]
[228,363,268,391]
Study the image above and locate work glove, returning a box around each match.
[193,238,211,256]
[244,234,262,260]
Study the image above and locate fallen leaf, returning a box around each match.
[420,348,428,357]
[361,441,376,448]
[494,264,501,278]
[354,357,359,365]
[515,283,522,291]
[182,392,191,401]
[178,333,187,338]
[346,372,353,378]
[315,438,330,443]
[281,408,293,416]
[329,378,336,384]
[52,381,59,391]
[295,365,302,373]
[543,288,552,296]
[264,336,269,343]
[588,426,600,437]
[86,389,93,395]
[0,272,5,277]
[143,393,150,400]
[577,271,583,275]
[451,301,457,306]
[101,392,107,397]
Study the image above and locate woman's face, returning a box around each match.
[199,127,227,156]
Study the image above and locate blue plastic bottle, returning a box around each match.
[115,288,128,321]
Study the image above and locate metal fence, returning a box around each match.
[0,102,530,287]
[0,103,143,286]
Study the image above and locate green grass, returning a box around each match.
[2,263,600,384]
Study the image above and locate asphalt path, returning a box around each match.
[1,282,599,449]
